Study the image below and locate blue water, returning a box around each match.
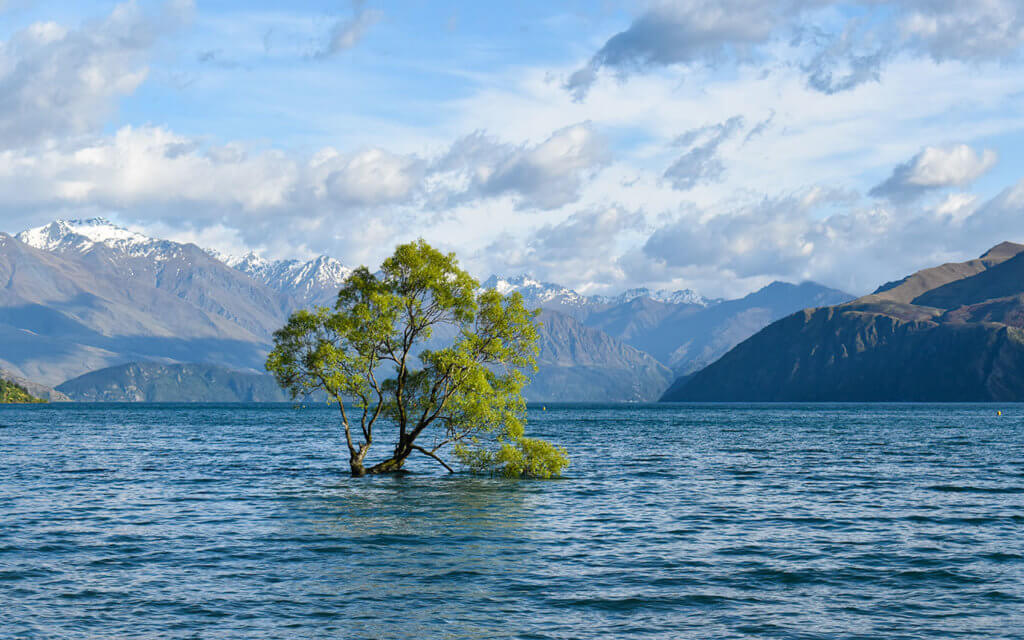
[1,403,1023,639]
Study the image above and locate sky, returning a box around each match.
[1,0,1023,298]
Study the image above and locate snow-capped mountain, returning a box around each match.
[480,275,589,308]
[18,218,352,309]
[17,217,180,259]
[593,287,711,307]
[4,219,298,385]
[212,251,352,307]
[481,275,711,309]
[6,218,854,400]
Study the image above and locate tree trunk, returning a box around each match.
[350,445,371,477]
[365,448,411,474]
[364,436,421,474]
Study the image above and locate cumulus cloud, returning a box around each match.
[902,0,1024,62]
[314,0,381,58]
[966,176,1024,237]
[633,177,1024,296]
[435,123,608,210]
[664,116,744,190]
[870,144,998,202]
[642,190,830,278]
[567,0,1024,99]
[0,118,609,255]
[480,207,645,288]
[0,0,191,149]
[316,147,425,206]
[565,0,801,99]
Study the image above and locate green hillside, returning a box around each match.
[0,378,46,403]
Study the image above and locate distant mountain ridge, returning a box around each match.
[4,217,854,402]
[0,229,285,385]
[663,242,1024,402]
[17,218,174,258]
[481,274,713,310]
[492,274,854,377]
[528,310,673,402]
[210,251,352,308]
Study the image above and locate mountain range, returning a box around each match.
[663,241,1024,401]
[1,218,852,401]
[491,274,851,379]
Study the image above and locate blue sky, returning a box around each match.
[2,0,1024,297]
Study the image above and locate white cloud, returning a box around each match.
[565,0,808,99]
[664,116,745,190]
[0,0,191,149]
[313,0,381,58]
[477,206,646,291]
[318,147,425,206]
[567,0,1024,98]
[634,178,1024,296]
[3,1,1024,302]
[902,0,1024,62]
[870,144,998,202]
[434,123,609,210]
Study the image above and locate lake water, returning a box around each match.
[1,403,1022,639]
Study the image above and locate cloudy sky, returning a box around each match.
[1,0,1023,297]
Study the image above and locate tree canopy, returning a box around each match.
[266,240,568,478]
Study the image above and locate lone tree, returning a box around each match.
[266,240,568,478]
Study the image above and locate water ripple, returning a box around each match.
[1,402,1023,639]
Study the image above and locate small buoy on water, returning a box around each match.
[997,410,1002,416]
[542,406,547,411]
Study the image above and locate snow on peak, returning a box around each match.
[599,287,710,307]
[212,249,352,300]
[213,250,273,273]
[17,218,162,256]
[483,275,711,309]
[481,274,588,306]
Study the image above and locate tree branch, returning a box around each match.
[411,445,454,473]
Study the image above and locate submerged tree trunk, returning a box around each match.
[349,443,372,477]
[351,429,453,476]
[364,444,412,475]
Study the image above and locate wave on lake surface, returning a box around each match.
[1,403,1022,639]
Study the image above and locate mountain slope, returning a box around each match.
[1,223,290,385]
[663,242,1024,402]
[591,281,853,375]
[486,273,853,378]
[864,242,1024,304]
[0,377,46,403]
[217,251,351,308]
[527,310,673,402]
[483,274,712,319]
[0,368,69,401]
[57,363,289,402]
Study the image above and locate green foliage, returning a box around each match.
[266,239,568,478]
[0,379,46,403]
[455,436,570,479]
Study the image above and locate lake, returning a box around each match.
[1,403,1022,639]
